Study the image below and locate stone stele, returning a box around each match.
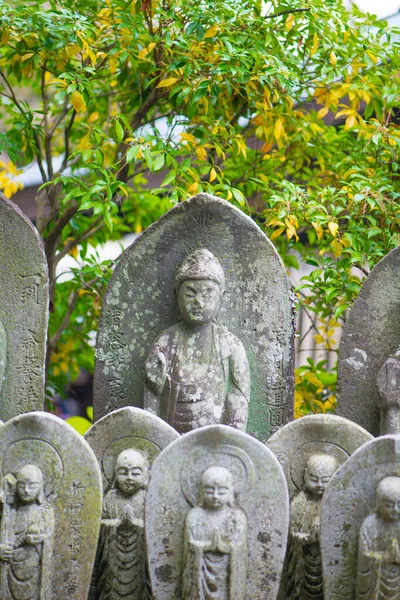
[321,434,400,600]
[84,406,179,600]
[337,245,400,436]
[267,414,373,600]
[145,424,289,600]
[0,193,49,421]
[0,411,102,600]
[94,193,294,440]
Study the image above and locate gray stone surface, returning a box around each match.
[85,407,179,600]
[268,414,373,600]
[0,194,49,421]
[337,245,400,436]
[0,411,102,600]
[145,424,289,600]
[321,434,400,600]
[94,193,295,440]
[376,352,400,434]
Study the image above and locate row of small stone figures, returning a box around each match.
[0,406,397,600]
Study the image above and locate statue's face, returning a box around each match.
[377,478,400,523]
[115,450,148,496]
[201,467,233,510]
[16,465,43,505]
[304,455,338,499]
[177,279,222,325]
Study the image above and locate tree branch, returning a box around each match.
[55,215,104,264]
[264,8,310,19]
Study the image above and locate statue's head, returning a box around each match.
[175,249,225,325]
[199,466,234,510]
[114,449,149,496]
[376,476,400,523]
[16,464,44,505]
[304,454,338,499]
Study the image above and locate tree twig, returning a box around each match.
[263,8,310,19]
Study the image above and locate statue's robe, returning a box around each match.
[1,500,54,600]
[0,317,6,398]
[145,322,250,433]
[356,514,400,600]
[287,491,322,600]
[182,506,247,600]
[89,487,147,600]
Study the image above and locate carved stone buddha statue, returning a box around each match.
[0,464,55,600]
[0,317,6,398]
[287,453,338,600]
[182,466,247,600]
[356,476,400,600]
[145,249,250,434]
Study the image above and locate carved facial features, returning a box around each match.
[201,466,233,510]
[177,279,222,325]
[115,449,148,496]
[16,464,44,505]
[304,454,338,499]
[377,477,400,523]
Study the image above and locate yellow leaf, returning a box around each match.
[331,239,342,258]
[187,181,199,195]
[317,106,329,120]
[195,146,207,161]
[71,90,86,113]
[69,245,79,259]
[328,221,339,237]
[78,131,91,150]
[226,189,232,201]
[1,30,10,45]
[366,51,378,65]
[274,118,285,142]
[270,227,285,240]
[204,24,219,39]
[44,71,52,84]
[135,219,142,234]
[330,50,337,67]
[304,372,323,388]
[209,167,217,182]
[60,361,69,374]
[310,32,318,57]
[53,366,60,377]
[312,222,323,240]
[156,77,179,88]
[21,53,34,62]
[344,114,356,130]
[285,14,295,30]
[180,132,197,145]
[88,111,99,123]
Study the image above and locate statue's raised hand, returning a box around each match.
[0,542,13,561]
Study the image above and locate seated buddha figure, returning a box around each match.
[182,466,247,600]
[0,464,55,600]
[89,449,149,600]
[287,453,338,600]
[356,476,400,600]
[145,249,250,434]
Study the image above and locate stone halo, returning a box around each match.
[2,438,64,497]
[289,440,349,491]
[102,435,161,486]
[180,444,255,506]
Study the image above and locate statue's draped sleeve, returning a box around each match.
[0,317,6,397]
[229,508,247,600]
[89,490,116,600]
[356,517,381,600]
[218,327,250,430]
[144,329,175,421]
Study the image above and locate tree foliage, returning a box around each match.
[0,0,399,412]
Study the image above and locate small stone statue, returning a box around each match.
[145,249,250,434]
[0,464,55,600]
[376,351,400,435]
[356,476,400,600]
[287,454,338,600]
[182,466,247,600]
[90,449,149,600]
[0,317,6,398]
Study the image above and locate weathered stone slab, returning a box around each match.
[0,411,102,600]
[0,194,49,420]
[145,424,289,600]
[85,407,179,600]
[94,193,295,440]
[337,245,400,435]
[268,414,373,600]
[321,434,400,600]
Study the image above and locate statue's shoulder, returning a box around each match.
[231,505,247,524]
[360,513,379,537]
[214,323,246,354]
[150,323,181,348]
[185,506,203,525]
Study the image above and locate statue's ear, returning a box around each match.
[38,485,45,505]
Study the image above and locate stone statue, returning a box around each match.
[0,317,6,398]
[287,453,338,600]
[90,448,149,600]
[145,249,250,433]
[0,464,55,600]
[376,351,400,435]
[182,466,247,600]
[356,476,400,600]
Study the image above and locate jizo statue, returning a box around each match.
[90,448,149,600]
[182,466,247,600]
[0,464,55,600]
[356,476,400,600]
[145,249,250,434]
[287,454,338,600]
